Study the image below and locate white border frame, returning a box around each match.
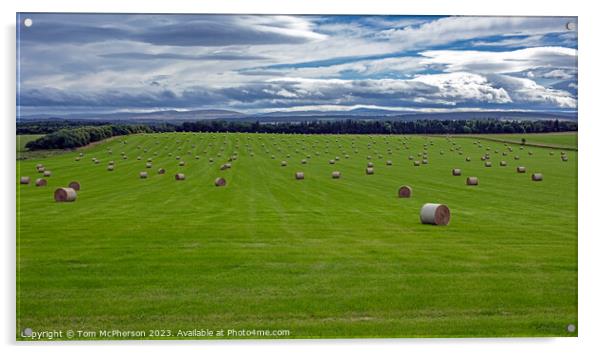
[3,1,600,353]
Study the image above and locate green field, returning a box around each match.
[467,132,577,149]
[16,132,578,339]
[17,134,43,153]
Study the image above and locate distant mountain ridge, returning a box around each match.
[19,108,577,123]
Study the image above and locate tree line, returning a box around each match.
[21,119,577,150]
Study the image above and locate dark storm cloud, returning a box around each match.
[19,87,221,108]
[19,14,321,47]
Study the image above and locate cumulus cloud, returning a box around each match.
[410,72,512,104]
[486,74,576,108]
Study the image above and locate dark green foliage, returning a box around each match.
[21,119,577,150]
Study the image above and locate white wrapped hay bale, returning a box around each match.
[68,181,81,191]
[452,168,461,176]
[139,171,148,179]
[420,203,451,226]
[54,187,77,202]
[35,178,47,187]
[365,167,374,175]
[20,176,31,185]
[532,173,543,181]
[175,173,186,181]
[295,172,305,180]
[332,171,341,179]
[516,166,526,173]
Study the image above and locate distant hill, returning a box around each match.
[19,108,576,123]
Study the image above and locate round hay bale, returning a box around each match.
[480,156,486,161]
[175,173,186,181]
[452,168,461,176]
[139,171,148,179]
[54,187,77,202]
[386,160,393,166]
[37,166,45,173]
[214,177,226,187]
[500,161,507,166]
[35,163,43,169]
[420,203,451,226]
[146,162,152,168]
[35,178,47,187]
[466,177,479,186]
[108,160,115,165]
[332,171,341,179]
[175,156,181,160]
[532,173,543,181]
[398,185,412,198]
[295,172,305,180]
[158,168,166,174]
[561,156,568,161]
[413,161,420,166]
[281,161,287,167]
[422,159,428,164]
[43,170,52,177]
[366,167,374,175]
[367,162,374,168]
[20,176,30,185]
[301,159,307,164]
[329,159,335,164]
[514,156,520,160]
[408,155,414,160]
[516,166,526,173]
[178,161,185,166]
[107,165,114,171]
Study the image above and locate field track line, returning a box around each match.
[429,134,577,151]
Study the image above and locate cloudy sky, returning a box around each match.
[17,14,578,116]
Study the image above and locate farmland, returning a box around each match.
[467,132,578,150]
[16,132,578,339]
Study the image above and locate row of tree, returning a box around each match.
[179,119,576,135]
[24,125,155,150]
[22,119,577,150]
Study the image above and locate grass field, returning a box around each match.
[467,132,577,149]
[16,132,578,339]
[16,134,43,153]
